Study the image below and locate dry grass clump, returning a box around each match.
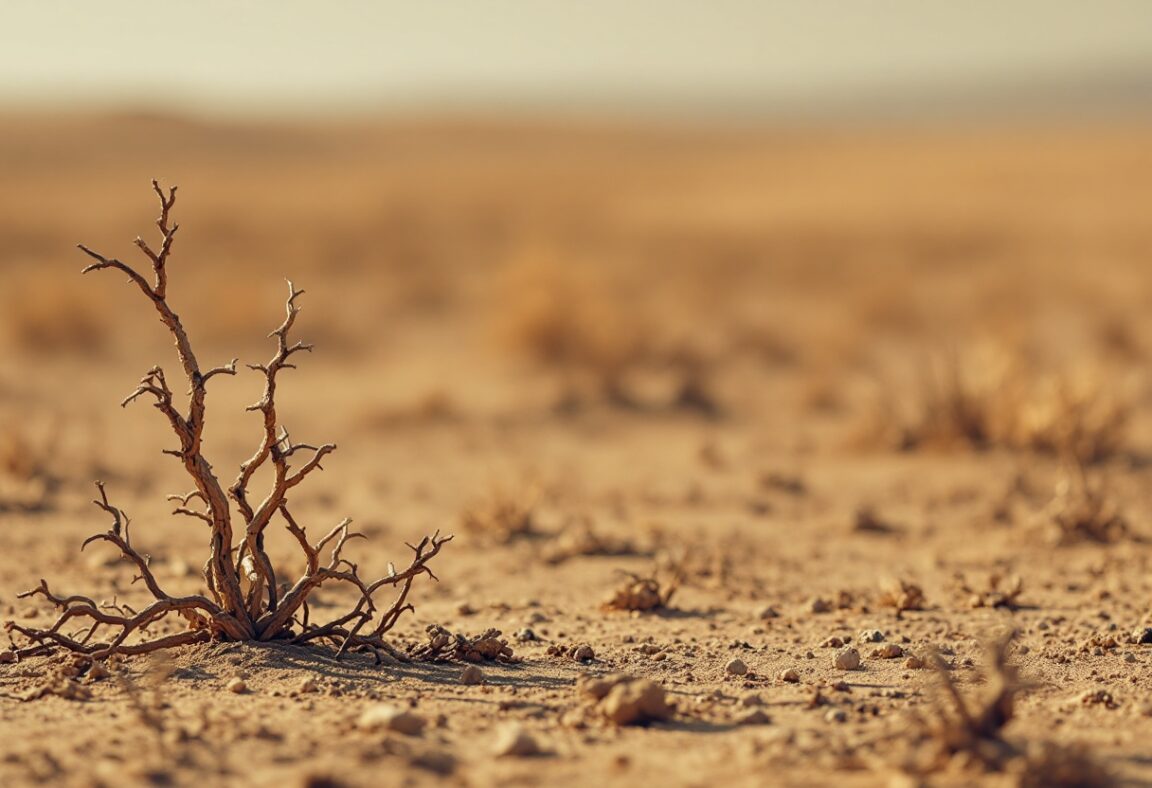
[0,421,61,513]
[496,254,721,415]
[878,579,927,616]
[4,182,450,662]
[1040,461,1129,545]
[860,346,1130,464]
[409,624,517,664]
[961,574,1025,610]
[460,489,539,544]
[542,516,651,565]
[496,254,645,406]
[601,570,679,613]
[893,633,1111,785]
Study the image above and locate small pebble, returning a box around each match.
[492,723,541,757]
[903,655,924,670]
[298,677,317,693]
[872,644,904,659]
[858,629,885,643]
[834,648,861,671]
[809,598,832,614]
[226,678,247,694]
[779,668,800,683]
[725,658,748,676]
[358,705,426,736]
[86,662,110,682]
[572,644,596,662]
[825,708,848,723]
[460,665,485,685]
[737,709,772,726]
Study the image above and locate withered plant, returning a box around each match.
[895,633,1112,785]
[1041,457,1129,545]
[4,182,450,662]
[860,345,1129,465]
[601,570,679,613]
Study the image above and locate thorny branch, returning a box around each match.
[4,181,449,664]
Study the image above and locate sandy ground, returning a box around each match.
[2,114,1152,786]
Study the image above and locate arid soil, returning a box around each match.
[2,113,1152,786]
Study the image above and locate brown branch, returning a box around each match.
[8,181,451,663]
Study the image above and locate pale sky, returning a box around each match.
[2,0,1152,117]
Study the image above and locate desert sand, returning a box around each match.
[1,113,1152,786]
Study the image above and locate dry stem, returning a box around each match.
[4,181,450,662]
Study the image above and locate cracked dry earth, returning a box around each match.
[3,117,1152,786]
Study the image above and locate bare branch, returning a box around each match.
[9,181,449,661]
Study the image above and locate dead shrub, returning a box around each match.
[960,574,1025,610]
[460,489,539,544]
[0,420,61,513]
[893,632,1111,784]
[878,579,926,616]
[4,182,450,662]
[860,345,1130,464]
[542,515,650,565]
[1040,460,1129,545]
[601,570,678,613]
[409,624,518,664]
[496,253,721,415]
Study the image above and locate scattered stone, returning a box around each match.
[821,636,844,648]
[903,655,924,670]
[1081,690,1120,709]
[871,644,904,659]
[460,665,485,686]
[825,708,848,723]
[740,693,764,707]
[409,750,457,776]
[834,648,861,671]
[736,709,772,725]
[1133,627,1152,645]
[602,574,674,612]
[572,644,596,662]
[86,661,110,682]
[358,704,427,736]
[758,606,780,620]
[515,628,539,642]
[808,598,833,614]
[858,629,885,643]
[298,677,317,694]
[492,723,542,757]
[725,658,748,676]
[779,668,800,683]
[0,651,17,664]
[226,678,247,694]
[854,507,899,534]
[878,579,926,614]
[579,674,674,726]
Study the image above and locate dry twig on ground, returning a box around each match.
[3,181,450,663]
[894,632,1112,784]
